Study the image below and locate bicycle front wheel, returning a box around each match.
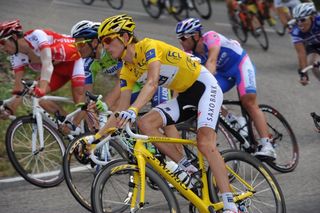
[91,159,181,213]
[5,115,65,188]
[106,0,124,10]
[250,14,269,50]
[193,0,212,19]
[208,150,286,213]
[258,104,299,173]
[63,135,128,211]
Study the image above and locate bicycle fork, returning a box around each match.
[32,105,45,154]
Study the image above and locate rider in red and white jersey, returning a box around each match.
[0,20,85,117]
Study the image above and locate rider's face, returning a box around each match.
[74,38,93,58]
[178,34,195,52]
[296,16,313,33]
[0,36,17,55]
[101,34,124,59]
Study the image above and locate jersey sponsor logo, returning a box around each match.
[186,56,197,72]
[120,79,127,88]
[166,51,181,64]
[146,49,156,61]
[207,85,218,122]
[158,75,169,86]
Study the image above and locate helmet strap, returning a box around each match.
[119,35,133,60]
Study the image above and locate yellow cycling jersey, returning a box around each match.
[119,38,201,93]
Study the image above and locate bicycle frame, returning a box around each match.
[107,124,256,212]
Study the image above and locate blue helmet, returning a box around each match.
[175,18,202,38]
[70,20,100,39]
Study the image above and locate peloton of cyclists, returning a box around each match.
[175,17,276,160]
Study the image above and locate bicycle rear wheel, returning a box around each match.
[141,0,164,19]
[250,14,269,51]
[256,104,299,173]
[193,0,212,19]
[63,134,128,211]
[5,115,65,188]
[106,0,124,10]
[208,150,286,213]
[91,159,181,213]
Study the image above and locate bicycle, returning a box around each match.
[171,0,212,21]
[218,99,299,173]
[89,121,286,213]
[81,0,124,10]
[229,0,269,50]
[3,80,105,187]
[142,0,212,21]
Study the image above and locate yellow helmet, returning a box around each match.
[98,14,135,39]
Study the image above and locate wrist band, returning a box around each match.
[128,106,138,115]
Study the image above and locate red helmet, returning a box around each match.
[0,20,23,39]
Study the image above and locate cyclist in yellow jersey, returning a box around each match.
[85,14,239,213]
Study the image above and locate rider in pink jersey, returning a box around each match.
[175,18,276,160]
[0,20,85,119]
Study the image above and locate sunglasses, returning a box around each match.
[178,34,193,42]
[0,35,12,45]
[74,39,92,48]
[296,16,310,23]
[101,34,120,45]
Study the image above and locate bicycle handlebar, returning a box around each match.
[301,65,314,74]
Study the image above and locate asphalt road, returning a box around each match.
[0,0,320,212]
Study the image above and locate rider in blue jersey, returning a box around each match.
[175,18,276,160]
[289,2,320,85]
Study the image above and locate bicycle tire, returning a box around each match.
[91,159,181,213]
[193,0,212,19]
[256,104,299,173]
[230,13,248,43]
[250,13,269,50]
[63,134,128,211]
[141,0,164,19]
[5,115,65,188]
[208,150,286,213]
[81,0,95,5]
[106,0,124,10]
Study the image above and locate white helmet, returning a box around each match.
[175,18,202,38]
[71,20,100,39]
[293,3,317,19]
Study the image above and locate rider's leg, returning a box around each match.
[138,110,184,163]
[197,126,237,211]
[163,124,184,155]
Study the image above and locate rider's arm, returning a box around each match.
[130,60,160,112]
[205,45,220,75]
[294,42,308,70]
[39,47,54,93]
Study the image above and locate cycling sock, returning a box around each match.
[222,192,237,212]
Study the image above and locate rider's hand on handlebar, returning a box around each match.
[33,87,46,97]
[298,68,309,86]
[118,107,137,127]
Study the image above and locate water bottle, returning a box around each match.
[165,160,195,189]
